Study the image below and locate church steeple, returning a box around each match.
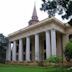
[32,3,38,20]
[29,3,39,25]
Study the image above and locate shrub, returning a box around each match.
[47,56,63,63]
[64,39,72,62]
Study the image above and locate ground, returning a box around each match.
[0,64,72,72]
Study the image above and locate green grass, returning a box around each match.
[0,64,72,72]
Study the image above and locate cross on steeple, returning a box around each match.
[29,3,39,25]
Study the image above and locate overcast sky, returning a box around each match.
[0,0,68,36]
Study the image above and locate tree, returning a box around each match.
[64,39,72,62]
[0,34,9,63]
[40,0,60,17]
[40,0,72,26]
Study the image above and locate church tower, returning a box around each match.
[29,4,39,25]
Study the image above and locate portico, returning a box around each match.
[7,19,66,62]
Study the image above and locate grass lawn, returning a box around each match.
[0,64,72,72]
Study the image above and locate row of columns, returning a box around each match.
[6,29,56,61]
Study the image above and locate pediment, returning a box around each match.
[8,17,66,37]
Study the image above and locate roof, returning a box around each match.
[8,17,67,37]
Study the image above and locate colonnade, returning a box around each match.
[6,29,57,61]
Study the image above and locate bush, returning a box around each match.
[64,39,72,62]
[47,56,63,63]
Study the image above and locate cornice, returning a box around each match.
[8,17,66,37]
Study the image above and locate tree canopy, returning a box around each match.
[40,0,72,26]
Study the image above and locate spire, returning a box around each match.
[29,3,39,25]
[32,2,38,20]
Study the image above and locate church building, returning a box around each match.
[6,4,72,62]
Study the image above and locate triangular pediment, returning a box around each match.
[35,17,65,27]
[8,17,66,37]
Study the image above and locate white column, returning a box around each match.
[26,36,30,61]
[19,39,23,61]
[35,33,39,61]
[46,30,51,59]
[6,42,11,61]
[51,29,56,56]
[12,41,16,61]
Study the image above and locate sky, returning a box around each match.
[0,0,68,36]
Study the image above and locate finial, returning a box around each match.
[34,1,36,6]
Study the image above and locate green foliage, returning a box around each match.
[47,56,63,63]
[64,39,72,62]
[0,34,8,63]
[40,0,58,17]
[41,0,72,26]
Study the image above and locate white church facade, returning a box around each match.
[6,5,72,62]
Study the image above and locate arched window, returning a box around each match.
[69,34,72,40]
